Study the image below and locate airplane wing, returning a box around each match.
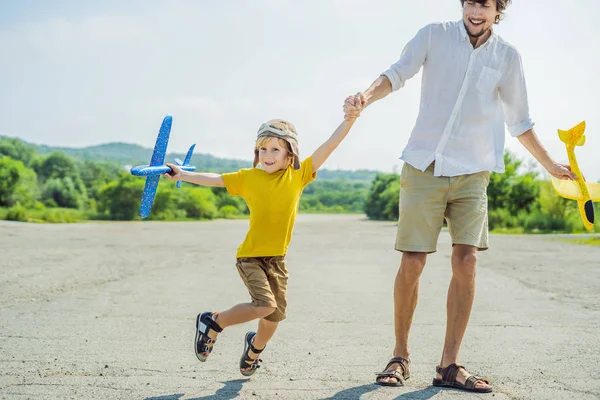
[149,115,172,167]
[140,175,160,218]
[551,176,600,202]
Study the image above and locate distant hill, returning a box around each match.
[8,138,380,181]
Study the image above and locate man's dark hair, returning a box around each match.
[460,0,512,24]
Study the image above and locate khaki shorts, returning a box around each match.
[236,256,288,322]
[395,162,490,253]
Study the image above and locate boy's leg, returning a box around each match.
[240,256,288,373]
[215,303,275,328]
[240,319,278,373]
[196,258,277,360]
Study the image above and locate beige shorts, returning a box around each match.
[395,162,490,253]
[236,256,288,322]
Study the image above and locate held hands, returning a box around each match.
[343,92,366,121]
[163,163,182,181]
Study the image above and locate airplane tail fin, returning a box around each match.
[176,144,196,188]
[558,121,586,147]
[183,144,196,166]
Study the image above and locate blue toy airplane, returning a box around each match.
[130,115,196,218]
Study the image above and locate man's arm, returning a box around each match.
[344,75,392,119]
[363,75,393,107]
[517,129,576,180]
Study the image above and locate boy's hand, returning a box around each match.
[163,163,182,181]
[344,92,366,121]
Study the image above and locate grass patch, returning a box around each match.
[557,236,600,247]
[490,227,526,234]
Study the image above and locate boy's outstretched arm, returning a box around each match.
[311,98,363,173]
[164,163,225,187]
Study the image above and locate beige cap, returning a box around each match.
[254,119,300,170]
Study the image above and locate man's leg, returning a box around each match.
[437,244,489,390]
[437,170,491,390]
[377,251,427,384]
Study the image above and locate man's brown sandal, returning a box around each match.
[375,357,410,387]
[432,363,492,393]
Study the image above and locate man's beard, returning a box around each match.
[464,21,491,39]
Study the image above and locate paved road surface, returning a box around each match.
[1,215,599,399]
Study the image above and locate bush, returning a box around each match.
[219,205,241,218]
[365,174,400,220]
[6,204,26,221]
[179,187,219,220]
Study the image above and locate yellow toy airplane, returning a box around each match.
[551,121,600,230]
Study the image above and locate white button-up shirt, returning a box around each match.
[383,20,534,176]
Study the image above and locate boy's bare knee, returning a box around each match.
[255,306,277,318]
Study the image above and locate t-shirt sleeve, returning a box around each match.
[222,169,249,197]
[299,157,317,188]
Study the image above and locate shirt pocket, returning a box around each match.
[476,66,502,104]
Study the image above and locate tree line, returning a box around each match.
[2,136,597,232]
[365,152,599,233]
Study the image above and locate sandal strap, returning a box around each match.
[375,370,404,380]
[465,375,490,389]
[436,363,464,383]
[200,312,223,334]
[378,357,410,380]
[245,359,262,369]
[249,342,265,354]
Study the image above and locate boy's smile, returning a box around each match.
[258,137,291,173]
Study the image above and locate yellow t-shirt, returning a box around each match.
[222,157,317,257]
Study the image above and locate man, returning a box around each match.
[344,0,576,393]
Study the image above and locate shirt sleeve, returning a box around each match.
[300,157,317,188]
[499,48,535,137]
[222,168,249,197]
[381,24,432,92]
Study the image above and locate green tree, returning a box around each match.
[365,173,400,220]
[0,157,39,207]
[0,137,36,166]
[97,173,145,220]
[78,160,122,201]
[41,177,83,209]
[179,187,219,219]
[35,152,88,207]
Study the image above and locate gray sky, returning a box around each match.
[1,0,599,181]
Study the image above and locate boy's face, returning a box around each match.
[258,137,291,173]
[462,0,499,39]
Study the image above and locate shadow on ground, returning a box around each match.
[145,379,248,400]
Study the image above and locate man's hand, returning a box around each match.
[546,162,578,181]
[163,163,183,181]
[343,92,366,121]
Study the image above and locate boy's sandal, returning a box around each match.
[239,331,264,377]
[194,312,223,362]
[432,363,492,393]
[375,357,411,387]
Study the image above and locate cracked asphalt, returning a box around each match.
[1,215,599,399]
